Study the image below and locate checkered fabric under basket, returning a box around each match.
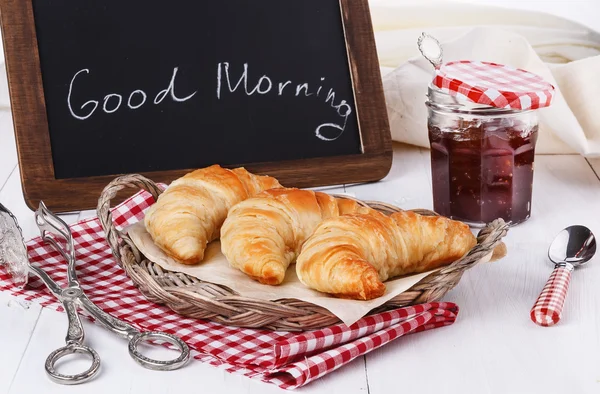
[0,190,460,389]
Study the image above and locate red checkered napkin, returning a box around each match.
[0,190,459,389]
[433,60,555,110]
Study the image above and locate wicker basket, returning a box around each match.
[97,174,509,331]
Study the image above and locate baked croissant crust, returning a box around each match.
[144,165,281,265]
[220,188,377,285]
[296,211,477,300]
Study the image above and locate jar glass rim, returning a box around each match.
[426,84,535,116]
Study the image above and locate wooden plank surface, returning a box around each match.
[8,308,368,394]
[0,110,368,393]
[0,116,42,393]
[0,294,42,394]
[587,158,600,182]
[4,138,600,393]
[0,114,100,392]
[361,151,600,394]
[2,0,600,388]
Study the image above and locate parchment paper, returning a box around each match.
[125,221,440,326]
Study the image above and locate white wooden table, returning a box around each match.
[2,2,600,393]
[2,114,600,393]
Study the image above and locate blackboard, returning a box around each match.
[0,0,392,212]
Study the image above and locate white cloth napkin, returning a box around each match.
[370,0,600,156]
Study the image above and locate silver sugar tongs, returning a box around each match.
[0,201,190,385]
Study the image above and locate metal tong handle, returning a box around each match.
[35,202,190,379]
[78,292,191,371]
[34,203,102,384]
[35,202,77,285]
[45,299,100,385]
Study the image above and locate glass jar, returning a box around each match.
[426,86,539,227]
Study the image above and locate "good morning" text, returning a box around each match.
[67,63,354,142]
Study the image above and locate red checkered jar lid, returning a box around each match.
[432,60,555,111]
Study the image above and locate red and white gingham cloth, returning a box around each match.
[433,60,555,110]
[0,190,459,389]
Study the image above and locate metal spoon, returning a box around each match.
[530,225,596,327]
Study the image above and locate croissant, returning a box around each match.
[144,165,281,265]
[296,211,477,300]
[220,188,377,285]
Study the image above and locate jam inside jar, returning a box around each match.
[426,88,539,227]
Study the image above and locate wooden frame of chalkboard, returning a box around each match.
[0,0,392,213]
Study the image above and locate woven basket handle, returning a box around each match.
[97,174,163,263]
[400,218,509,305]
[441,218,509,275]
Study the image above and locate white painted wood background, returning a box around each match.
[1,1,600,393]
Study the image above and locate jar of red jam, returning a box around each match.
[420,38,555,226]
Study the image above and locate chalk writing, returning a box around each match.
[68,62,353,141]
[217,62,353,141]
[67,67,197,120]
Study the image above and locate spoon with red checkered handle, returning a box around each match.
[530,226,596,327]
